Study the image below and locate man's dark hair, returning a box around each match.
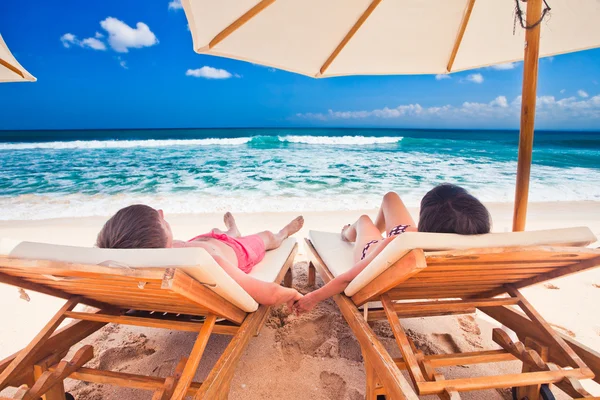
[96,204,168,249]
[418,184,491,235]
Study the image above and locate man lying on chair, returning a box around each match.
[97,206,304,309]
[294,184,491,313]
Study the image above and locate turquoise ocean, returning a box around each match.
[1,128,599,220]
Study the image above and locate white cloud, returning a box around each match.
[490,96,509,108]
[560,89,566,94]
[100,17,158,53]
[168,0,183,10]
[435,74,451,80]
[186,66,235,79]
[296,93,600,123]
[117,57,128,69]
[466,73,484,84]
[60,33,106,50]
[578,90,589,98]
[60,33,77,48]
[490,62,517,70]
[81,37,106,51]
[61,18,156,53]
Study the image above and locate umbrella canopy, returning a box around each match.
[182,0,600,232]
[182,0,600,78]
[0,34,36,83]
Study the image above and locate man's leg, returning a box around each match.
[213,212,242,237]
[256,216,304,251]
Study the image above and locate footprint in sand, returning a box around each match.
[280,315,332,354]
[320,371,348,399]
[277,315,333,370]
[346,388,364,400]
[337,335,362,362]
[406,329,444,355]
[544,283,560,290]
[94,334,156,371]
[432,333,463,354]
[457,315,483,349]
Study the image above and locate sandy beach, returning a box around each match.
[1,201,599,399]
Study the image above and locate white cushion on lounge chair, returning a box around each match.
[309,227,596,297]
[1,237,297,313]
[249,238,295,282]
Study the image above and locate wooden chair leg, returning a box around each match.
[307,261,316,286]
[195,305,272,399]
[284,268,293,288]
[363,355,378,400]
[16,346,93,400]
[151,356,188,400]
[507,285,589,371]
[171,315,217,400]
[217,380,231,400]
[33,352,69,400]
[441,387,461,400]
[381,294,426,385]
[517,338,548,400]
[0,297,80,390]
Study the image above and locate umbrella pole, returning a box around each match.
[512,0,543,232]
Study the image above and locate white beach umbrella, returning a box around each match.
[182,0,599,77]
[0,34,36,83]
[182,0,600,231]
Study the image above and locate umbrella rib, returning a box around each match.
[318,0,383,77]
[446,0,476,73]
[208,0,277,49]
[0,57,25,79]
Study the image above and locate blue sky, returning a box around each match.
[0,0,599,131]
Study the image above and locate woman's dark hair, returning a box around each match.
[96,204,168,249]
[418,184,491,235]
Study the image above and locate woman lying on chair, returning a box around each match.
[294,184,491,314]
[97,206,304,309]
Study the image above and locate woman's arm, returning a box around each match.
[295,236,394,313]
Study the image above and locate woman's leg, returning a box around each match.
[343,215,383,262]
[256,216,304,251]
[374,192,416,235]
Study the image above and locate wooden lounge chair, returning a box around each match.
[0,238,297,400]
[305,227,600,399]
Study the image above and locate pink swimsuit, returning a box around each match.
[188,231,266,273]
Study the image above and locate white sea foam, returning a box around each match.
[0,137,252,150]
[278,135,403,145]
[1,134,599,220]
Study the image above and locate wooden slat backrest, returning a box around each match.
[387,246,600,300]
[0,257,247,323]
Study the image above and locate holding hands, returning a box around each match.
[292,292,318,315]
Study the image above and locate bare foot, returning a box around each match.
[279,216,304,238]
[224,212,241,237]
[341,223,356,242]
